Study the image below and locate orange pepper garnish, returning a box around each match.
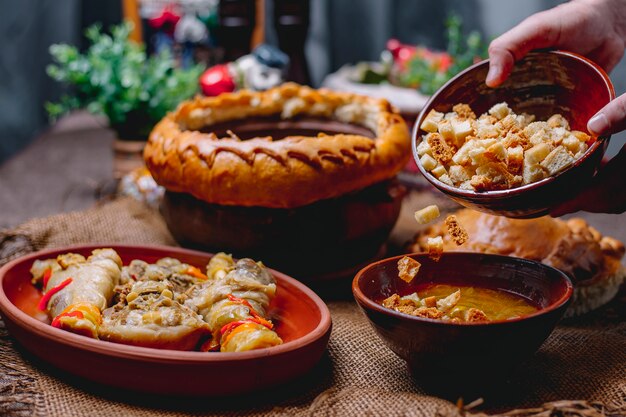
[42,267,52,288]
[51,310,84,328]
[226,294,272,328]
[38,277,73,311]
[185,266,208,280]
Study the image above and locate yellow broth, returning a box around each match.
[417,284,538,321]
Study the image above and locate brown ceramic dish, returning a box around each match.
[352,252,572,391]
[162,179,405,281]
[413,50,615,218]
[0,245,332,396]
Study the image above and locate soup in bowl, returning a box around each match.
[352,252,572,393]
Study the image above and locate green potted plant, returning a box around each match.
[46,23,203,178]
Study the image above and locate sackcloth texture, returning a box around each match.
[0,197,624,417]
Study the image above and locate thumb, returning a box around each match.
[588,93,626,136]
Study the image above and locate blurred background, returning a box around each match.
[1,0,624,164]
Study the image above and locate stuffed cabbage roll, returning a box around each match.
[32,249,122,338]
[185,253,283,352]
[98,279,211,350]
[117,257,207,303]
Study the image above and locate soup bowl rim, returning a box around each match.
[352,252,574,327]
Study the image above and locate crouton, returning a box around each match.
[397,256,421,283]
[444,215,469,245]
[426,132,455,164]
[414,205,440,225]
[427,236,444,261]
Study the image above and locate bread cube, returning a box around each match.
[502,131,529,149]
[572,130,591,143]
[498,114,519,133]
[438,174,454,186]
[469,148,490,166]
[550,127,568,145]
[414,205,440,225]
[416,140,432,156]
[426,132,455,164]
[524,143,551,165]
[507,145,524,173]
[427,236,444,261]
[459,180,474,190]
[547,114,570,129]
[529,129,551,146]
[476,123,501,139]
[489,102,511,120]
[523,121,549,137]
[452,103,476,120]
[475,138,498,149]
[445,215,469,245]
[478,114,498,125]
[485,142,507,162]
[420,109,444,133]
[449,165,472,183]
[431,164,447,178]
[522,162,546,183]
[515,113,535,128]
[451,139,477,165]
[397,256,421,283]
[540,145,575,175]
[437,119,455,143]
[452,118,474,144]
[562,135,583,154]
[420,154,438,171]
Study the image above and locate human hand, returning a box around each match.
[486,0,626,214]
[486,0,626,87]
[486,0,626,136]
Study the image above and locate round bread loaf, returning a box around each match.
[144,83,411,208]
[411,209,626,317]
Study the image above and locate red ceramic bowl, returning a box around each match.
[0,245,332,396]
[352,252,572,392]
[413,50,615,218]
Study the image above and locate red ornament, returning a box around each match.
[199,64,236,96]
[148,6,181,36]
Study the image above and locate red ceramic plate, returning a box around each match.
[0,245,332,396]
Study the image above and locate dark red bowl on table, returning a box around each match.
[0,245,332,396]
[413,50,615,218]
[352,252,572,392]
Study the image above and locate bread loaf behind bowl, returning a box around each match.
[411,209,625,317]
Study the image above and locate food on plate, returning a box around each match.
[414,204,440,225]
[32,250,283,351]
[144,83,410,209]
[397,256,421,283]
[411,209,626,316]
[31,249,122,338]
[417,102,593,191]
[184,253,283,352]
[382,284,537,322]
[98,257,212,350]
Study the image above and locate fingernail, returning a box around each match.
[485,64,500,87]
[588,113,609,135]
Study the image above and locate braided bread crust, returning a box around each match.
[144,83,411,208]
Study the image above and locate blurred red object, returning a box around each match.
[386,38,453,73]
[148,6,181,36]
[199,64,236,96]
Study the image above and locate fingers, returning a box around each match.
[486,11,563,87]
[588,93,626,136]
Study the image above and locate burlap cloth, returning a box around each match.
[0,198,624,417]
